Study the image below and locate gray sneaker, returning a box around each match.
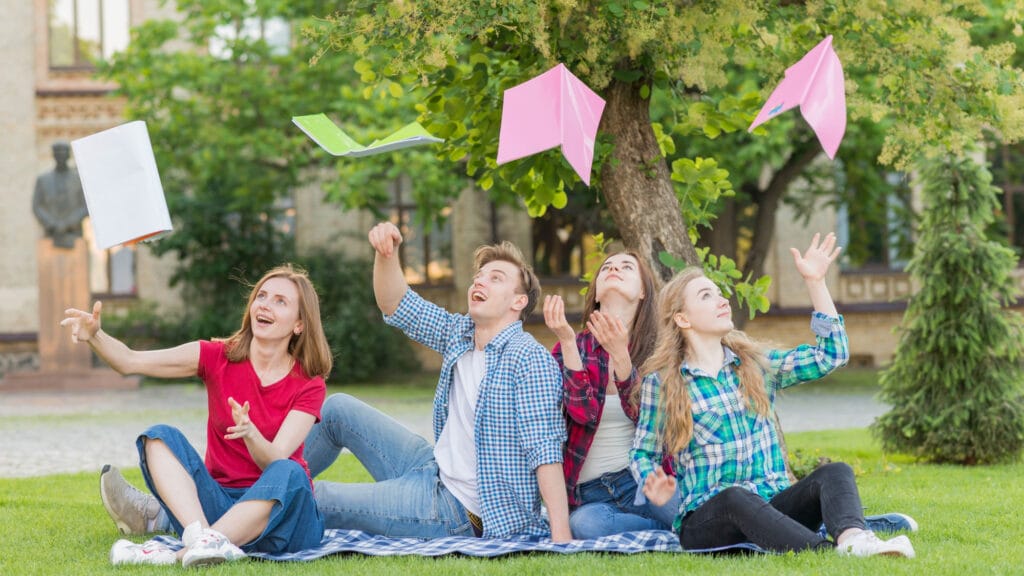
[99,464,167,536]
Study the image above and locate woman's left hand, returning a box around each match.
[224,396,254,440]
[642,468,677,507]
[587,310,630,361]
[790,232,842,281]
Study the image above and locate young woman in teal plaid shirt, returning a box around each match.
[630,233,915,558]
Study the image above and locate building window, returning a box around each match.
[49,0,129,69]
[83,219,136,296]
[991,144,1024,256]
[837,173,913,271]
[389,175,453,285]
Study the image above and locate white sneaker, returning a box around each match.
[180,521,246,568]
[837,530,916,558]
[109,538,177,565]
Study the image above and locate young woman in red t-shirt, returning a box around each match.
[61,264,331,567]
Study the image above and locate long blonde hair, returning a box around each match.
[640,267,770,454]
[221,264,333,379]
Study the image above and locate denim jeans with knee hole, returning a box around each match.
[678,462,865,552]
[569,468,679,539]
[303,393,475,538]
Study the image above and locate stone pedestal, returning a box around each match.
[0,239,139,391]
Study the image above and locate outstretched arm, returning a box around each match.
[789,232,842,317]
[369,222,409,316]
[61,301,198,378]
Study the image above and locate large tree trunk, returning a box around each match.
[742,142,821,283]
[599,75,698,283]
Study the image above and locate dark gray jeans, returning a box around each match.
[678,462,866,552]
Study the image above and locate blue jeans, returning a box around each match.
[136,424,324,554]
[303,393,475,537]
[570,467,680,539]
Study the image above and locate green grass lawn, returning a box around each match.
[2,427,1019,575]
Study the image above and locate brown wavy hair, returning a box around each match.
[640,267,769,454]
[220,264,333,379]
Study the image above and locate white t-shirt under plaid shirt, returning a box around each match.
[384,289,566,538]
[629,312,849,531]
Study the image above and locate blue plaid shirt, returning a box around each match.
[630,313,849,530]
[385,290,566,538]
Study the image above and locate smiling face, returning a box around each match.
[595,253,645,306]
[249,276,303,343]
[674,276,733,337]
[467,260,528,325]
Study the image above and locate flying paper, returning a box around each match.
[748,35,846,159]
[496,63,606,185]
[71,121,173,249]
[293,113,443,157]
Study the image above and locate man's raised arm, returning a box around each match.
[368,221,409,316]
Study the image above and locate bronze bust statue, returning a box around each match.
[33,141,89,249]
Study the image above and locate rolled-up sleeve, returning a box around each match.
[517,348,566,469]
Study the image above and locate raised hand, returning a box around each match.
[224,397,254,440]
[587,310,629,362]
[368,221,403,259]
[790,232,842,281]
[642,468,678,507]
[60,301,103,344]
[543,295,576,343]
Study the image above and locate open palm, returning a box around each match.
[790,232,842,281]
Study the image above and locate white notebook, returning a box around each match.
[71,121,173,249]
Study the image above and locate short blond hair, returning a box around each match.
[473,241,540,322]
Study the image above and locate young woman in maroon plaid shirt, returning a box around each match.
[544,251,677,538]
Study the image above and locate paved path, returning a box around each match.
[0,383,887,478]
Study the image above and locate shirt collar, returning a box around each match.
[680,345,740,377]
[464,320,524,352]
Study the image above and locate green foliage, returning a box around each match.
[671,156,734,231]
[874,154,1024,465]
[577,233,613,296]
[305,1,1024,329]
[296,250,419,384]
[97,1,464,343]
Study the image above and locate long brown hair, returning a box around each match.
[580,251,659,408]
[640,267,769,454]
[221,264,333,379]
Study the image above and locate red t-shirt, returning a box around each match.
[197,340,325,488]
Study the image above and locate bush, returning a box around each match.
[873,155,1024,465]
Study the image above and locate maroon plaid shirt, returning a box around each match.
[552,331,641,507]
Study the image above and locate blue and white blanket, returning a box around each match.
[155,529,765,561]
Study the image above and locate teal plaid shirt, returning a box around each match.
[629,313,849,531]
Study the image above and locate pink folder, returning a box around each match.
[748,35,847,159]
[496,64,606,185]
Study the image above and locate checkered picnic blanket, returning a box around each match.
[155,529,766,561]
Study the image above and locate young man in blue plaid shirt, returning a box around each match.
[301,221,570,541]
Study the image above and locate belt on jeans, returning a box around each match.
[465,508,483,537]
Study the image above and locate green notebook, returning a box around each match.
[292,113,443,157]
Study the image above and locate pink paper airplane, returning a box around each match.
[496,63,606,185]
[748,35,847,159]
